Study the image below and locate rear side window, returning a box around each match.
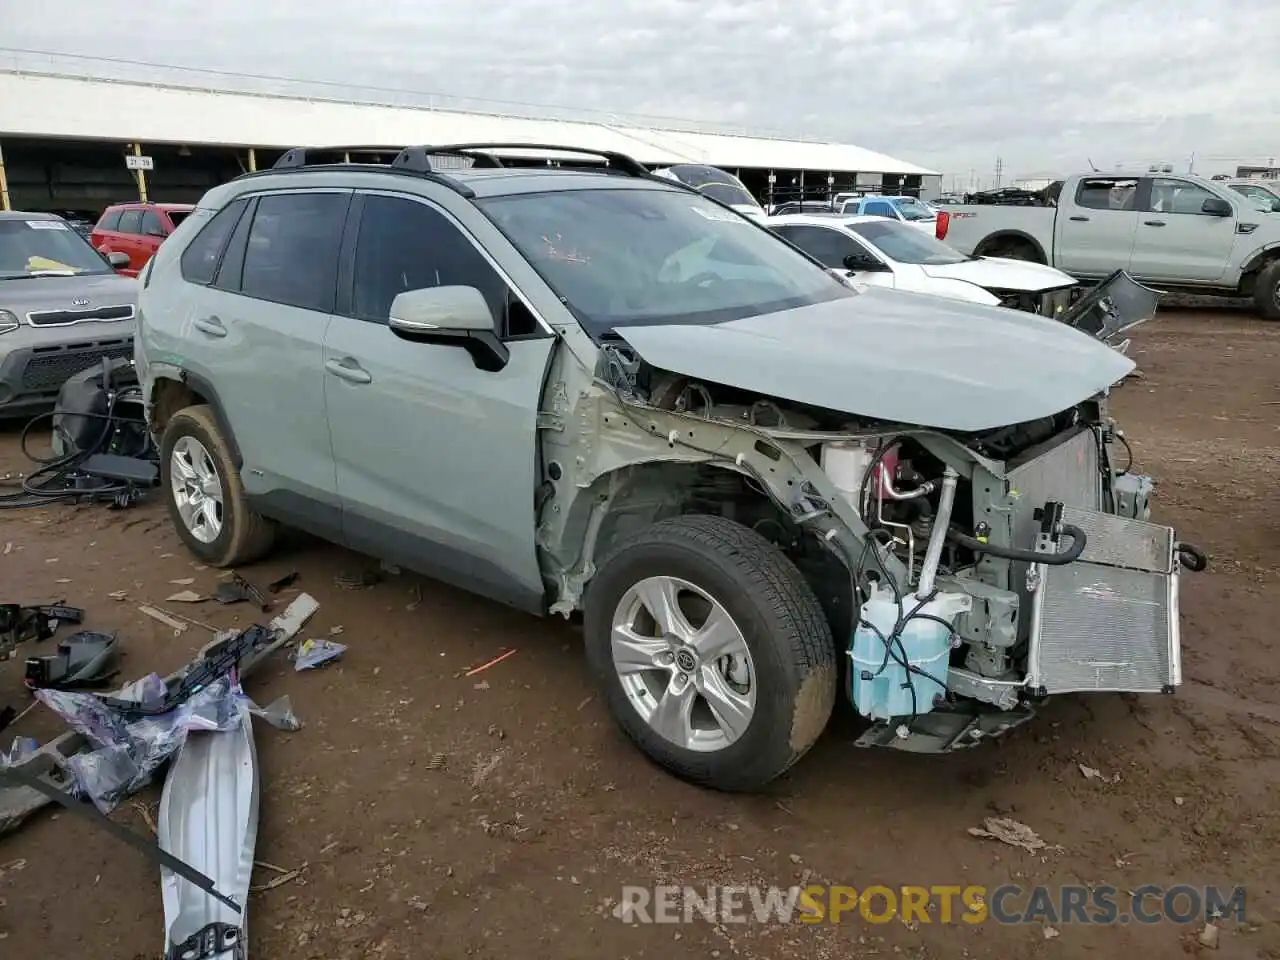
[97,209,123,231]
[180,198,249,285]
[167,210,190,228]
[240,192,350,313]
[140,209,165,237]
[863,200,897,218]
[117,209,143,234]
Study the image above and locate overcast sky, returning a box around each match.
[4,0,1278,183]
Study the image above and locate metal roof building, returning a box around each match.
[0,67,938,213]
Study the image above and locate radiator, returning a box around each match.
[1027,506,1179,694]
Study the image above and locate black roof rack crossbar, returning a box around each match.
[391,143,649,178]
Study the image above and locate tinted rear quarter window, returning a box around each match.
[167,211,190,228]
[117,209,143,234]
[97,209,123,232]
[141,209,165,236]
[240,192,350,313]
[180,199,249,285]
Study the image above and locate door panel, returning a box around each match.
[1055,176,1140,276]
[324,321,553,611]
[178,190,351,534]
[1128,177,1236,282]
[324,191,554,612]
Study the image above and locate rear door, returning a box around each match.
[177,189,351,537]
[1054,176,1140,277]
[113,208,146,275]
[322,190,555,612]
[139,208,169,266]
[1127,177,1237,282]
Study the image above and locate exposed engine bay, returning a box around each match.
[582,340,1207,753]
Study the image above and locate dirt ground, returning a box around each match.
[0,309,1277,960]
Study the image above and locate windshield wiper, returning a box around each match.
[1,270,83,280]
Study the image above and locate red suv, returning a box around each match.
[91,202,195,277]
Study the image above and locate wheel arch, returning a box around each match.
[148,371,243,468]
[972,230,1048,262]
[551,460,853,640]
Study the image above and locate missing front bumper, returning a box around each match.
[1027,506,1180,695]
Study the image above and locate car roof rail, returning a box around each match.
[391,143,650,178]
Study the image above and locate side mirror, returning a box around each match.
[1201,196,1233,217]
[106,251,130,269]
[388,286,509,372]
[843,251,887,272]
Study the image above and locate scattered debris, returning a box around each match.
[334,569,382,590]
[1,602,86,659]
[267,571,299,593]
[108,591,128,601]
[214,573,269,611]
[138,605,189,635]
[251,860,308,893]
[471,752,505,787]
[576,696,593,711]
[1043,924,1060,940]
[1079,763,1122,784]
[426,754,447,770]
[24,631,121,690]
[133,800,158,835]
[1198,921,1220,949]
[293,638,346,671]
[165,590,205,604]
[1174,796,1185,806]
[2,543,11,556]
[967,817,1050,854]
[168,578,196,586]
[464,648,517,677]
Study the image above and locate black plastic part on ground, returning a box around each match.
[0,357,157,510]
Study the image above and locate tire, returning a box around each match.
[583,514,837,792]
[1254,260,1280,321]
[159,404,276,567]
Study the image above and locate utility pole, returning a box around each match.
[994,156,1004,188]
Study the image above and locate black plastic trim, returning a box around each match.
[175,370,244,468]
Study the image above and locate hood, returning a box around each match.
[615,286,1135,433]
[921,256,1075,293]
[0,272,139,315]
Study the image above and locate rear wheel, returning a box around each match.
[159,405,276,567]
[583,515,837,792]
[1254,260,1280,321]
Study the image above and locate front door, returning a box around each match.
[1055,176,1140,277]
[322,191,555,614]
[1127,177,1237,283]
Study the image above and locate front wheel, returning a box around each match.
[583,515,837,792]
[1254,260,1280,321]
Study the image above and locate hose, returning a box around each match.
[946,524,1088,566]
[0,389,151,510]
[1175,541,1208,573]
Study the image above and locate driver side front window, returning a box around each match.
[774,225,864,269]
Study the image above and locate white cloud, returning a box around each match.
[4,0,1278,181]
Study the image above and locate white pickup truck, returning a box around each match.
[941,172,1280,319]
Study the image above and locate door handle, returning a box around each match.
[1143,220,1166,227]
[325,357,372,384]
[1069,215,1090,222]
[193,316,227,337]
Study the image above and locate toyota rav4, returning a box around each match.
[135,144,1204,791]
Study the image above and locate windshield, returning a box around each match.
[698,182,760,209]
[0,218,113,279]
[1231,184,1280,209]
[892,198,936,222]
[479,187,853,335]
[847,219,968,265]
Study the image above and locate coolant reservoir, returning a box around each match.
[848,584,972,720]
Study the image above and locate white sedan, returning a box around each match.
[767,213,1079,314]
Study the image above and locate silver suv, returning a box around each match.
[0,211,136,418]
[136,144,1203,791]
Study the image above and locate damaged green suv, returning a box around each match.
[136,144,1203,791]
